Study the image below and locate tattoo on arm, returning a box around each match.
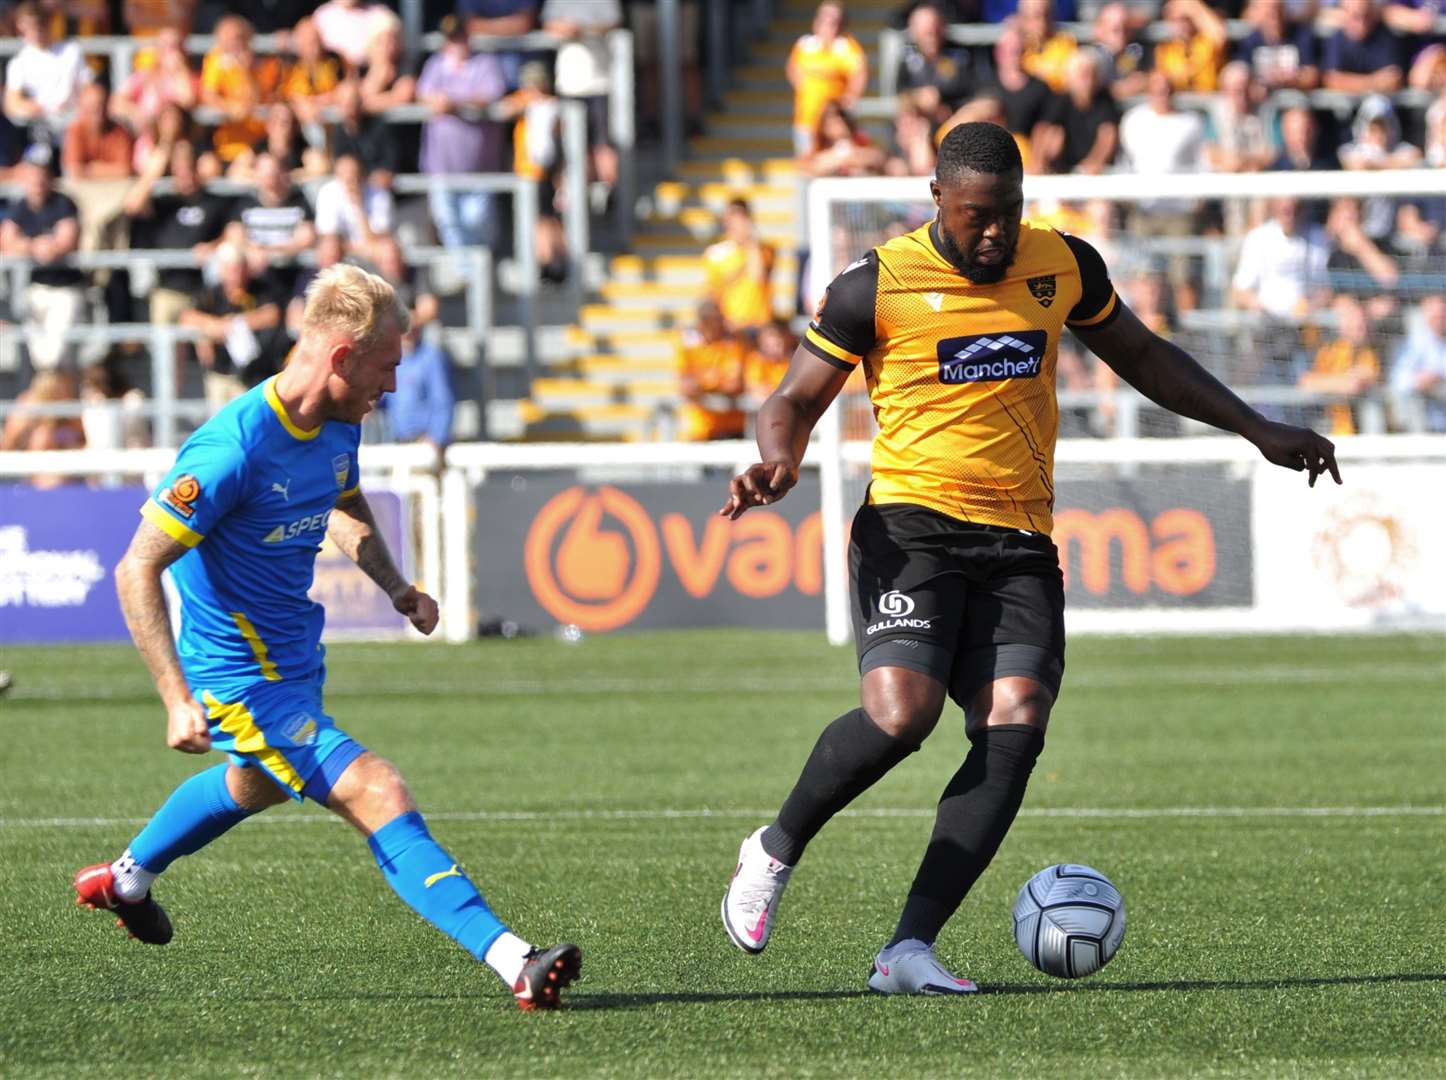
[115,521,193,704]
[329,492,407,598]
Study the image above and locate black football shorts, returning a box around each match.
[849,502,1066,705]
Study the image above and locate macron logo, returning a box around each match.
[925,292,945,312]
[937,330,1047,384]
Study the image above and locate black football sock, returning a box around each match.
[889,724,1045,947]
[761,708,920,866]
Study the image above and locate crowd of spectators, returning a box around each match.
[777,0,1445,433]
[0,0,643,460]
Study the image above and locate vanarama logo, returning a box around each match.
[936,330,1047,384]
[522,486,825,633]
[263,510,332,544]
[524,486,663,632]
[866,590,931,635]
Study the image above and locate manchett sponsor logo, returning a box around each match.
[937,331,1047,384]
[0,526,106,608]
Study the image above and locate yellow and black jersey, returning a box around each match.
[803,219,1119,535]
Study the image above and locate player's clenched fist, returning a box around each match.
[720,461,800,520]
[166,698,211,754]
[391,584,440,635]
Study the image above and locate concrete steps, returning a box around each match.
[512,2,836,441]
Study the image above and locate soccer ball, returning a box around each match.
[1013,864,1126,978]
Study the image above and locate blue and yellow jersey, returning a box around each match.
[142,376,361,699]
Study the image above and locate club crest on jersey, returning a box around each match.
[332,453,349,490]
[1028,275,1056,308]
[936,331,1047,384]
[159,474,200,518]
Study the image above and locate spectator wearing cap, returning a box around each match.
[1234,0,1320,92]
[417,16,507,249]
[1017,0,1078,93]
[1091,2,1150,100]
[896,3,977,118]
[312,0,396,72]
[1339,94,1422,247]
[0,155,85,372]
[541,0,623,205]
[3,2,92,126]
[1038,51,1118,175]
[787,2,869,157]
[1322,0,1405,93]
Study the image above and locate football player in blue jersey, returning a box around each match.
[73,264,580,1010]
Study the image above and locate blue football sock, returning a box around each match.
[367,811,509,962]
[128,763,258,873]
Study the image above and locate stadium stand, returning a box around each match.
[1,0,1444,451]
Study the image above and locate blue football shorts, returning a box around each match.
[197,674,367,805]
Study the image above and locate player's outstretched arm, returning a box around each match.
[1075,301,1342,487]
[115,520,211,753]
[721,347,852,520]
[330,491,439,634]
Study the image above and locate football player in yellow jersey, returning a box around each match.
[718,122,1341,995]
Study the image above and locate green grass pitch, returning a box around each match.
[2,631,1443,1079]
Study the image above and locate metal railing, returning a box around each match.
[0,28,634,244]
[1,245,492,448]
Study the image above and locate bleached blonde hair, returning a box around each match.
[301,263,410,356]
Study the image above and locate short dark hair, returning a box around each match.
[726,197,752,217]
[935,122,1022,185]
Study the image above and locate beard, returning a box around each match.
[934,221,1012,285]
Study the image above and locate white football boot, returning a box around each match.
[867,939,979,995]
[721,827,794,954]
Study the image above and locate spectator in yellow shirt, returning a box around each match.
[705,199,777,333]
[279,17,344,126]
[744,320,796,409]
[677,300,749,441]
[1152,0,1228,92]
[1301,294,1381,435]
[199,16,276,164]
[1017,0,1078,93]
[788,1,869,156]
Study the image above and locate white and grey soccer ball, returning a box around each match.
[1013,864,1126,978]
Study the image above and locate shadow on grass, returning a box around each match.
[568,972,1446,1010]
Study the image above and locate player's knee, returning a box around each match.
[339,753,416,821]
[967,678,1053,733]
[862,672,946,743]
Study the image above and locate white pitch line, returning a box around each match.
[0,805,1441,829]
